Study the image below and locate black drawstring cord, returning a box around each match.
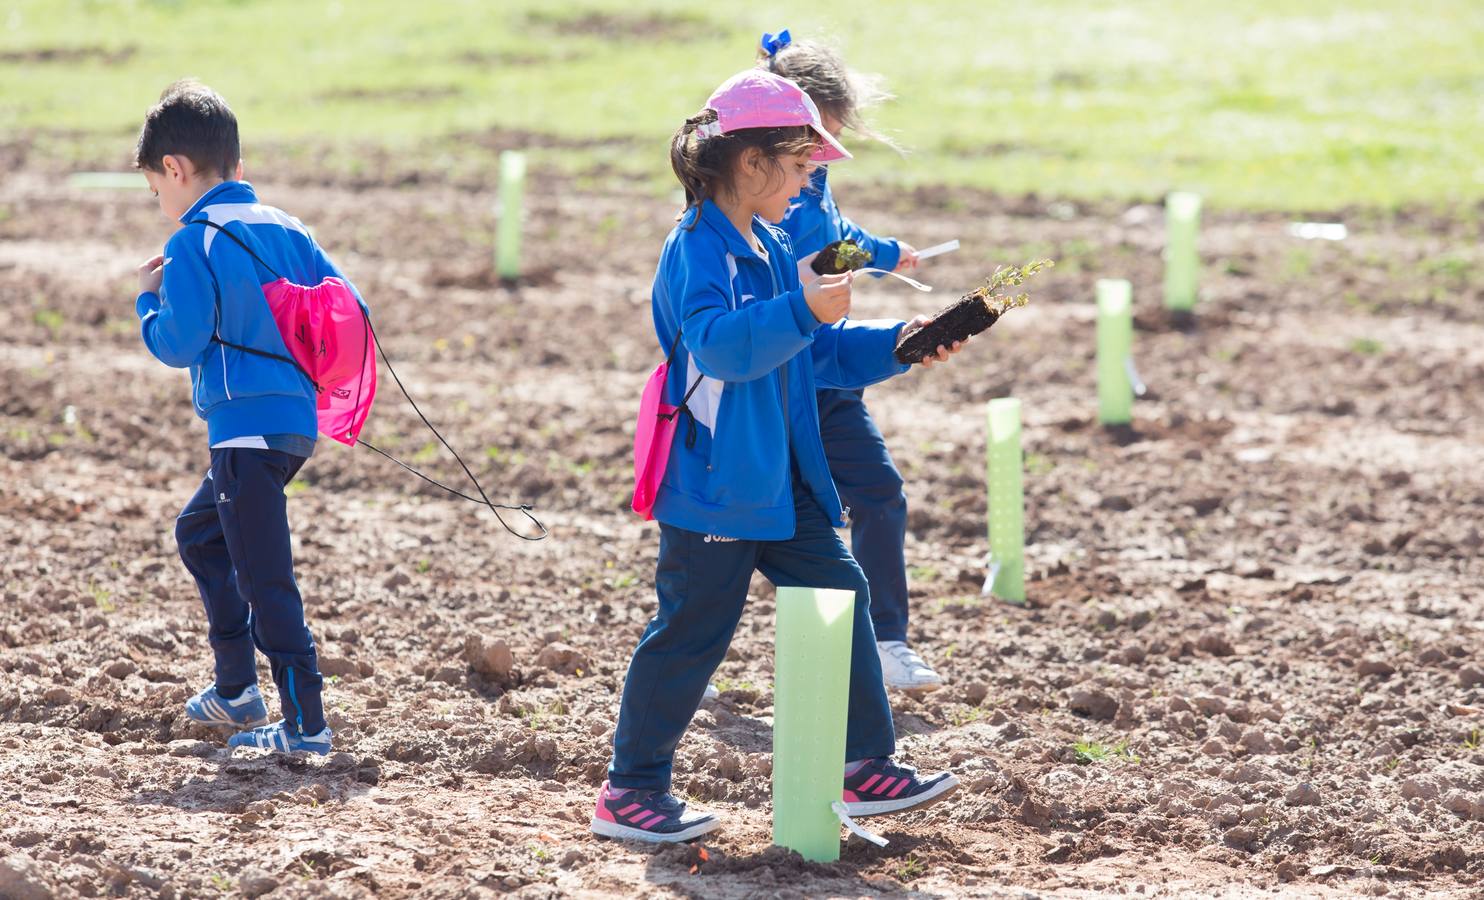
[358,317,548,541]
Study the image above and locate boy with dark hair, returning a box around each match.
[134,79,361,754]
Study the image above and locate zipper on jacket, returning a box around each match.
[219,343,232,400]
[762,252,790,450]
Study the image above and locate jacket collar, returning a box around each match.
[695,199,771,262]
[179,180,258,224]
[808,166,830,194]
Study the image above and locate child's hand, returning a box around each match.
[797,251,820,285]
[805,272,852,324]
[905,314,968,367]
[137,254,165,294]
[895,243,920,273]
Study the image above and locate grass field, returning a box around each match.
[3,0,1482,210]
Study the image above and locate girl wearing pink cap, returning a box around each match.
[592,68,963,843]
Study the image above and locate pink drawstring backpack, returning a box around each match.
[196,219,375,445]
[632,329,702,520]
[194,218,546,540]
[262,278,375,445]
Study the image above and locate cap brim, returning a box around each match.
[810,125,851,162]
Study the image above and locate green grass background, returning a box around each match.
[2,0,1481,210]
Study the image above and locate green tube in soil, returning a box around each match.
[496,150,526,280]
[986,398,1025,604]
[1164,191,1201,311]
[1097,279,1134,425]
[773,586,856,862]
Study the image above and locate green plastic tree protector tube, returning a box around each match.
[496,150,526,280]
[986,397,1025,604]
[1097,279,1134,425]
[773,586,856,862]
[1164,191,1201,311]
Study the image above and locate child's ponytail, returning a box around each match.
[667,109,816,223]
[669,110,722,215]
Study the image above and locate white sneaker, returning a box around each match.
[703,683,720,701]
[877,641,944,692]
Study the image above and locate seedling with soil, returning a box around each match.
[810,239,935,292]
[894,259,1054,365]
[810,239,873,275]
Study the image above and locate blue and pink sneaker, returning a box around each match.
[841,757,959,817]
[590,781,720,843]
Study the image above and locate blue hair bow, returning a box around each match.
[760,29,792,58]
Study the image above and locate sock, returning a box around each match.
[216,683,250,700]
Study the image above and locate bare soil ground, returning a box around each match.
[1,140,1481,898]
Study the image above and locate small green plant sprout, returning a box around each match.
[810,239,873,275]
[607,572,638,590]
[33,308,64,339]
[908,565,939,582]
[934,595,981,614]
[1025,452,1055,476]
[1073,738,1139,765]
[896,853,926,881]
[89,580,115,613]
[949,705,985,727]
[894,259,1055,364]
[1349,337,1384,355]
[711,677,760,695]
[1464,728,1481,751]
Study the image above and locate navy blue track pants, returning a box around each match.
[175,448,325,735]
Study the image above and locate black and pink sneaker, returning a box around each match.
[841,758,959,817]
[590,781,721,843]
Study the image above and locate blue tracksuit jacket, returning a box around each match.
[780,167,901,271]
[649,200,910,541]
[134,181,364,445]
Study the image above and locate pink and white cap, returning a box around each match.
[697,69,851,163]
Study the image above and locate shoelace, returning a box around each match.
[878,760,918,782]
